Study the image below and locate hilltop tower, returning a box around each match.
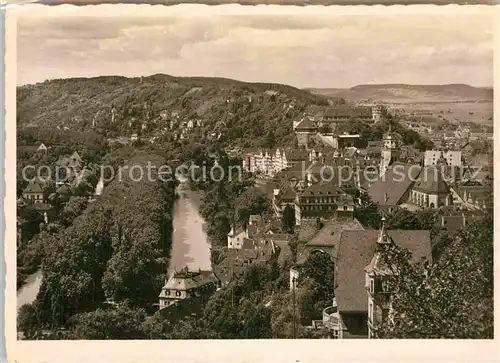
[372,105,385,123]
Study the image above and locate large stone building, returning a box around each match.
[242,147,308,178]
[294,182,355,225]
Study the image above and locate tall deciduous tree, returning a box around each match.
[373,215,493,338]
[282,204,296,234]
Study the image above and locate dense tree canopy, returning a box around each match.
[374,214,493,338]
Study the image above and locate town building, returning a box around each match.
[294,183,354,226]
[424,150,462,167]
[227,214,267,249]
[379,127,401,178]
[449,183,492,212]
[408,166,452,209]
[372,105,385,123]
[158,267,219,310]
[321,106,373,123]
[22,181,47,204]
[242,147,308,178]
[36,143,48,154]
[294,117,318,148]
[368,162,422,214]
[334,225,432,338]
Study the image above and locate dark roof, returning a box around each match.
[241,238,256,250]
[298,219,322,242]
[306,218,365,248]
[277,183,297,201]
[295,117,317,131]
[23,181,44,194]
[335,230,431,313]
[323,106,372,118]
[412,166,450,194]
[302,182,344,197]
[31,203,53,212]
[285,148,308,160]
[56,184,74,195]
[368,163,422,206]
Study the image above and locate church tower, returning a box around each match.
[379,125,399,177]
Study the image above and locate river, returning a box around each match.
[17,177,210,312]
[169,176,211,272]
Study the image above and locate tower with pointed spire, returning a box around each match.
[364,217,395,338]
[379,125,400,177]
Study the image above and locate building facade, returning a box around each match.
[424,150,462,167]
[158,268,219,310]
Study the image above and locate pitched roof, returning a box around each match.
[302,182,344,197]
[368,162,422,206]
[31,203,53,212]
[412,166,450,194]
[163,269,218,291]
[295,117,317,131]
[306,218,365,248]
[335,230,432,313]
[23,181,44,194]
[277,183,297,201]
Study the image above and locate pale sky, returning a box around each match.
[15,4,494,88]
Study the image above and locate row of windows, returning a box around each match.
[302,197,338,203]
[165,290,182,297]
[302,205,350,211]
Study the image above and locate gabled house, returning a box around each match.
[334,225,432,339]
[158,267,219,310]
[36,143,48,154]
[22,181,46,204]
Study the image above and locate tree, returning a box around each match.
[18,207,44,243]
[354,193,381,229]
[59,196,88,227]
[235,188,270,229]
[282,204,296,234]
[69,304,147,339]
[18,303,41,339]
[385,208,437,231]
[373,215,493,338]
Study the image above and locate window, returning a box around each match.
[176,291,181,297]
[343,205,348,211]
[166,290,171,296]
[370,278,374,294]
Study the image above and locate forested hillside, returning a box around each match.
[17,74,331,149]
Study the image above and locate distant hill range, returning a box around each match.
[306,84,494,104]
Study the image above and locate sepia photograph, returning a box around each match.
[9,3,495,348]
